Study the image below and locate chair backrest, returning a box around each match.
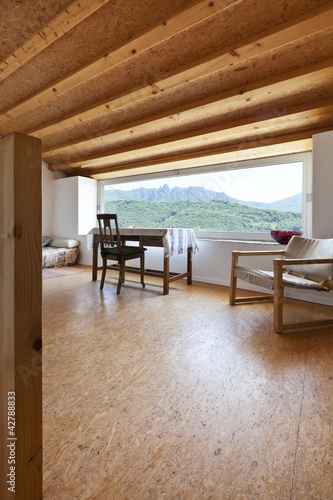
[284,236,333,280]
[97,214,121,253]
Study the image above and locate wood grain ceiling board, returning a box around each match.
[90,136,314,179]
[0,0,72,60]
[0,0,330,126]
[64,132,318,179]
[0,0,110,82]
[0,0,332,177]
[30,15,333,148]
[0,0,192,112]
[47,99,333,172]
[42,60,333,160]
[40,48,333,162]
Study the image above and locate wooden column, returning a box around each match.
[0,133,42,499]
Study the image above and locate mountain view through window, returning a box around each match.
[102,162,303,233]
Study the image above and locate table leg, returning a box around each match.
[187,248,192,285]
[163,256,169,295]
[92,236,98,281]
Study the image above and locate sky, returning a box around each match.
[105,162,303,203]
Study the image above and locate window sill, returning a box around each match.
[196,237,280,245]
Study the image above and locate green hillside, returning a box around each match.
[104,184,302,212]
[104,199,302,232]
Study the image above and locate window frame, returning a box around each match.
[98,152,312,242]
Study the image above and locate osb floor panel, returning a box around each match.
[42,267,333,499]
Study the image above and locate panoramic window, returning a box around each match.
[100,155,310,239]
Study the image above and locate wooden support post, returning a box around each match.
[0,133,42,499]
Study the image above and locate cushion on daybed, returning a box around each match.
[42,236,52,247]
[47,237,80,249]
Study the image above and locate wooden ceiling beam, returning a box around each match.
[65,132,318,179]
[90,136,313,179]
[90,137,314,179]
[31,3,333,140]
[47,99,333,171]
[42,61,333,161]
[0,0,242,127]
[0,0,109,82]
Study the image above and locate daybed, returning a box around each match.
[42,236,80,268]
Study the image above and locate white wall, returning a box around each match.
[42,162,64,235]
[312,131,333,238]
[78,177,98,236]
[42,171,97,264]
[52,176,79,237]
[42,130,333,305]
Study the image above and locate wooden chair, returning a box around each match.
[97,214,146,294]
[229,236,333,333]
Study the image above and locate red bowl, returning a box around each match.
[270,230,303,245]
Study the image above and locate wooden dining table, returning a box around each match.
[88,227,199,294]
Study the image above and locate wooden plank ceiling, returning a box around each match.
[1,0,333,180]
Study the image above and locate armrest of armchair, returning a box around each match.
[274,257,333,266]
[232,249,286,257]
[231,249,285,268]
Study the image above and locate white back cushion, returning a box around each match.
[284,236,333,280]
[48,237,80,248]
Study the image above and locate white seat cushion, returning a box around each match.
[284,236,333,280]
[234,266,328,291]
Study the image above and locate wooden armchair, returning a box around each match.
[229,236,333,333]
[97,214,146,294]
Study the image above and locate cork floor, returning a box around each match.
[42,267,333,499]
